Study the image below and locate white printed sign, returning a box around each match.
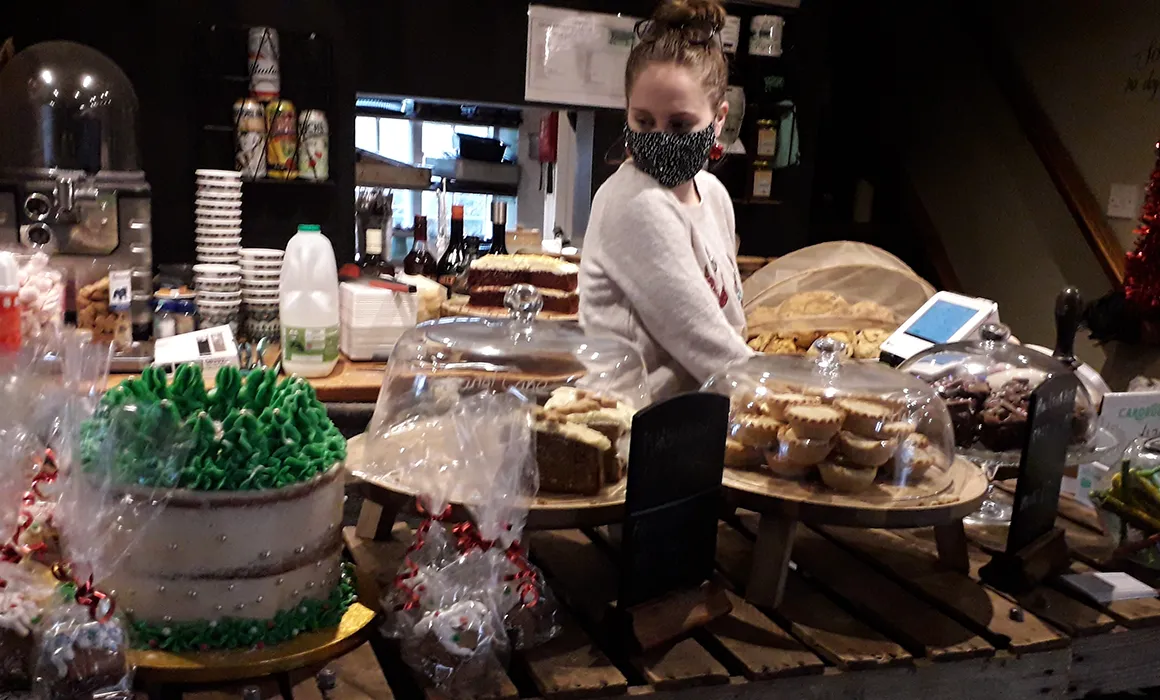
[525,5,640,109]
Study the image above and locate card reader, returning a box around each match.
[880,291,1000,366]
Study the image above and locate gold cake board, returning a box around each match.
[129,602,376,684]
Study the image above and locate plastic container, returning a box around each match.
[280,224,340,377]
[13,252,64,340]
[702,337,962,500]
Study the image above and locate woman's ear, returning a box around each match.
[713,100,730,139]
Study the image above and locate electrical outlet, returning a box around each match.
[1108,183,1144,219]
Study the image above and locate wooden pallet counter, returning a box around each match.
[136,498,1160,699]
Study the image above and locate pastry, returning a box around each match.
[774,291,849,318]
[470,286,578,315]
[748,331,774,352]
[784,404,845,440]
[774,425,835,466]
[725,438,763,469]
[853,329,890,360]
[818,460,878,493]
[876,420,916,440]
[761,392,822,421]
[932,377,991,447]
[837,430,899,467]
[543,388,634,444]
[834,398,897,438]
[893,433,944,479]
[850,301,899,325]
[534,409,617,495]
[763,450,815,479]
[732,414,783,447]
[978,378,1032,452]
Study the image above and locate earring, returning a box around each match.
[709,143,724,161]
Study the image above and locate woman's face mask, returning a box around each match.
[624,123,715,188]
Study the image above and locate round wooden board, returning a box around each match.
[440,297,578,323]
[129,602,376,684]
[345,433,626,530]
[724,456,988,528]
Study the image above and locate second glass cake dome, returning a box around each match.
[358,285,649,499]
[703,337,964,501]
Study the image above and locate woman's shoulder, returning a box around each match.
[695,169,732,205]
[594,162,677,211]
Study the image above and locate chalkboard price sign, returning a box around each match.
[1006,373,1079,554]
[619,392,729,608]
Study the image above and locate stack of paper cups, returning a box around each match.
[240,248,283,340]
[195,169,242,265]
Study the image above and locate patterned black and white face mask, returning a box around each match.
[624,123,715,188]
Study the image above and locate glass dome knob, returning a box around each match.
[980,323,1010,342]
[505,284,543,324]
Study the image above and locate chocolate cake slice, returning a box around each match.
[467,255,579,292]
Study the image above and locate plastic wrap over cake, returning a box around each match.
[361,284,649,498]
[704,337,964,501]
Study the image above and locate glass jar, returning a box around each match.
[897,324,1105,467]
[153,293,197,338]
[755,119,778,157]
[75,262,132,350]
[751,160,773,199]
[358,285,649,500]
[702,337,962,500]
[13,252,64,340]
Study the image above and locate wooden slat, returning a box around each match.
[820,525,1067,654]
[715,520,913,670]
[585,525,826,682]
[522,606,630,700]
[788,527,995,662]
[903,529,1118,637]
[1068,626,1160,699]
[291,643,395,700]
[529,529,730,691]
[703,590,826,681]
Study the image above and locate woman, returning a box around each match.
[580,0,753,400]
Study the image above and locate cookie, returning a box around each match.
[818,461,878,493]
[732,414,783,447]
[834,398,898,438]
[784,404,845,440]
[774,425,835,466]
[774,291,849,319]
[725,438,764,469]
[837,430,900,467]
[762,393,822,421]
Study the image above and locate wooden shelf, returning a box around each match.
[243,178,336,188]
[733,198,784,206]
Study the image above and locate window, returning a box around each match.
[356,115,518,246]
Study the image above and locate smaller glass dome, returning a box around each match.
[703,338,960,501]
[0,41,140,174]
[357,286,649,500]
[897,324,1096,464]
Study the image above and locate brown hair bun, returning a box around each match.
[652,0,727,32]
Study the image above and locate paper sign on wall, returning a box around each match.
[525,5,640,109]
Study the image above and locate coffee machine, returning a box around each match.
[0,40,153,337]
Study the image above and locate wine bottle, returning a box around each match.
[489,201,509,255]
[403,215,437,278]
[436,205,468,290]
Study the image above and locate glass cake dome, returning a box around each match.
[896,324,1105,467]
[702,337,962,501]
[357,285,649,500]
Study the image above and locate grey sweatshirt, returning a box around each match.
[580,163,754,400]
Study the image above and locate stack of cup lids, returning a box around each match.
[240,248,283,340]
[192,263,242,335]
[195,169,242,265]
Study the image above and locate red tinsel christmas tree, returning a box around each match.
[1124,141,1160,313]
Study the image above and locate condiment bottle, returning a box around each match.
[0,252,20,351]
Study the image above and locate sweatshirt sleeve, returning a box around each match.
[597,189,754,384]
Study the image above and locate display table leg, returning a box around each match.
[746,516,798,608]
[934,519,970,573]
[355,498,402,540]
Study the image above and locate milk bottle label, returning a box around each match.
[283,325,339,363]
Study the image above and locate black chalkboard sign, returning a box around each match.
[1007,374,1079,554]
[619,392,729,608]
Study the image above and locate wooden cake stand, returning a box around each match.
[724,456,988,607]
[129,602,376,684]
[346,433,626,539]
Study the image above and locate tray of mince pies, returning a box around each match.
[703,339,965,505]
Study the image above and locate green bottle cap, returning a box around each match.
[298,224,322,233]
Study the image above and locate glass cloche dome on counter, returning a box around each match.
[896,324,1112,468]
[702,337,966,502]
[354,285,650,502]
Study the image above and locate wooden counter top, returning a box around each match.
[107,356,387,403]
